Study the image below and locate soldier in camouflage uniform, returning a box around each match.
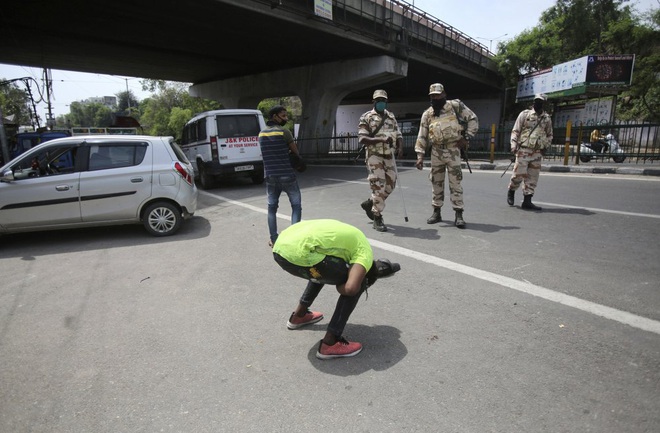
[507,93,553,211]
[357,89,403,232]
[414,83,478,229]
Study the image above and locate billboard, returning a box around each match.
[585,55,635,85]
[314,0,333,20]
[516,54,635,100]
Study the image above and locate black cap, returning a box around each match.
[268,105,287,119]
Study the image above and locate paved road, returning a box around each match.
[1,165,659,432]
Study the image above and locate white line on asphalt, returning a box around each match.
[367,239,660,336]
[535,202,660,219]
[322,177,366,185]
[199,190,660,336]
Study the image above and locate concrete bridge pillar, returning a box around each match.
[189,55,408,155]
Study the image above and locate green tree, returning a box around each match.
[610,7,660,121]
[68,101,114,127]
[0,79,36,126]
[139,81,222,140]
[116,90,140,117]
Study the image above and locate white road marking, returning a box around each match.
[322,177,367,185]
[368,239,660,336]
[199,189,660,336]
[535,202,660,219]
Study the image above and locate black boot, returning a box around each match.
[360,198,374,220]
[373,215,387,232]
[507,189,515,206]
[426,207,442,224]
[521,194,542,211]
[454,209,466,229]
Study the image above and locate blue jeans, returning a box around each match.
[266,175,302,243]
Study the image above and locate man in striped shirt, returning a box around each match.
[258,105,303,246]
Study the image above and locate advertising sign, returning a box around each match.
[516,54,635,100]
[585,55,635,85]
[315,0,333,20]
[516,68,552,99]
[551,56,588,93]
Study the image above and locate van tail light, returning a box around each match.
[210,136,219,161]
[173,161,193,186]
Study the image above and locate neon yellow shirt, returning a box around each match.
[273,219,373,271]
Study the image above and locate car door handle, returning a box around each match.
[55,185,70,191]
[130,177,143,183]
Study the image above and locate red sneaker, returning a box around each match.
[316,337,363,359]
[286,310,324,330]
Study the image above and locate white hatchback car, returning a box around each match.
[0,135,197,236]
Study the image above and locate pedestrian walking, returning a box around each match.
[258,105,303,246]
[507,93,553,211]
[357,89,403,233]
[414,83,478,228]
[272,219,401,359]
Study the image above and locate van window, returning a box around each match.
[197,120,206,142]
[216,115,260,138]
[181,119,207,145]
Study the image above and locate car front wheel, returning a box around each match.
[143,201,182,236]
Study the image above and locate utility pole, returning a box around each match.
[125,78,131,112]
[43,68,55,130]
[0,104,9,164]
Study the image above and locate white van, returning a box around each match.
[180,109,266,189]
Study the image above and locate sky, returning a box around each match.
[0,0,657,123]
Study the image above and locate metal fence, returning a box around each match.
[298,121,660,164]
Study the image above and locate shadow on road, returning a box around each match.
[384,224,441,240]
[0,215,212,259]
[308,324,407,376]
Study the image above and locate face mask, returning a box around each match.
[274,114,287,127]
[533,101,544,112]
[431,98,446,110]
[375,101,387,113]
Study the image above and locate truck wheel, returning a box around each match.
[251,172,264,184]
[143,201,182,236]
[199,164,215,189]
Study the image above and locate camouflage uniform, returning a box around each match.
[508,107,553,196]
[357,108,402,217]
[415,100,478,210]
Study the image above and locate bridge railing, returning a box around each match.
[333,0,495,73]
[297,122,660,164]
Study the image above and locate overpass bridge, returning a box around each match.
[0,0,502,147]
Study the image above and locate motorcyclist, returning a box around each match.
[589,129,608,153]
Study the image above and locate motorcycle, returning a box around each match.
[579,133,626,163]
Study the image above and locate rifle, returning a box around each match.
[354,144,366,161]
[452,102,472,174]
[501,147,518,177]
[460,146,472,174]
[500,158,514,178]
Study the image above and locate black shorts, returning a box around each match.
[273,253,349,285]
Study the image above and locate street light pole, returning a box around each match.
[476,33,508,53]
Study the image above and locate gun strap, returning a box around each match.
[369,113,388,137]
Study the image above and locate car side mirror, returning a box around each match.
[1,168,15,182]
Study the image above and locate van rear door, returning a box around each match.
[215,114,262,168]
